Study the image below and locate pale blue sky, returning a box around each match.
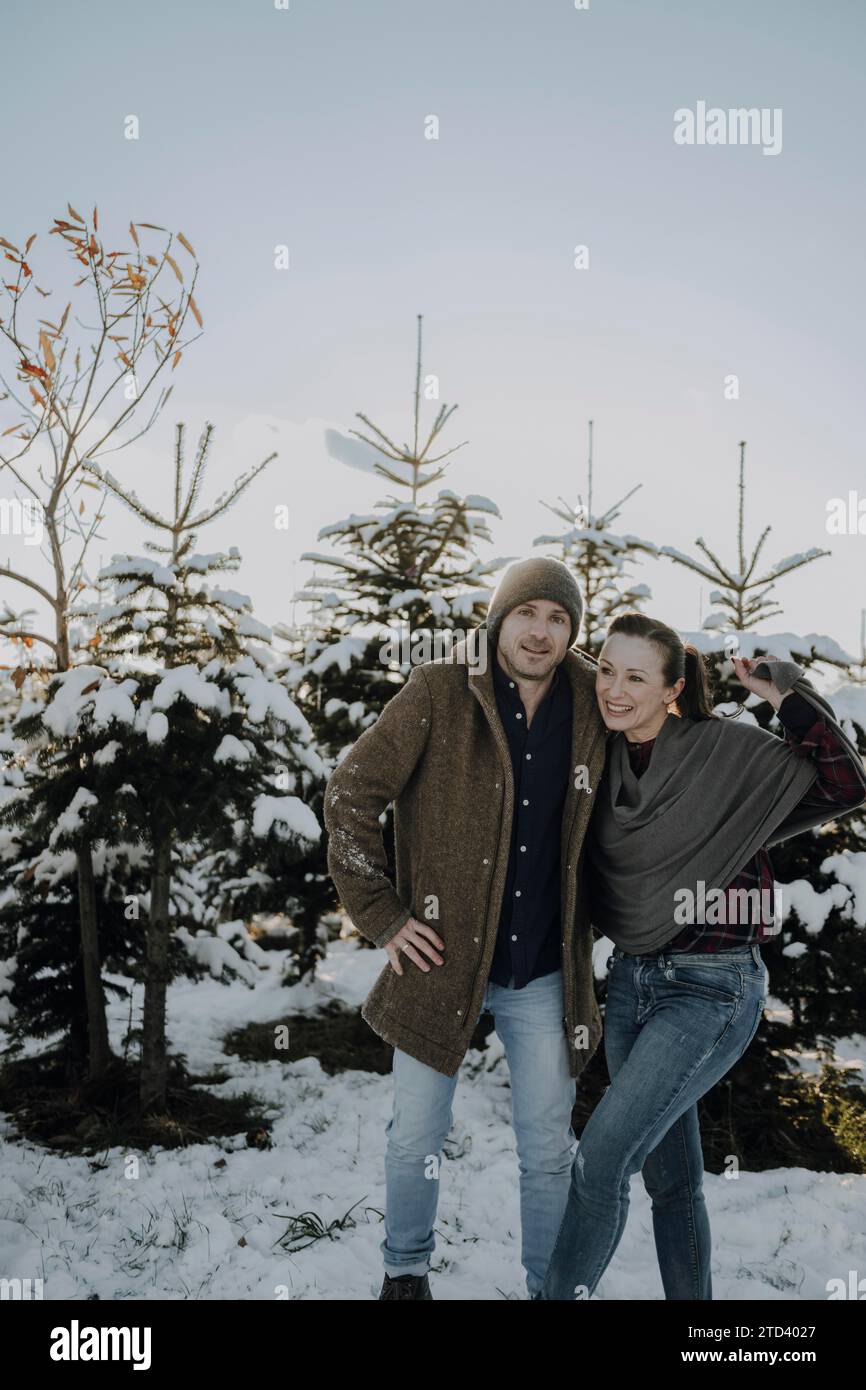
[2,0,864,662]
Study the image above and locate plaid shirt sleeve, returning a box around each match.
[776,691,866,809]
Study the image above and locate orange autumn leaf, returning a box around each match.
[188,294,202,327]
[29,384,47,407]
[165,252,183,283]
[129,222,140,248]
[24,233,36,253]
[39,330,56,373]
[172,349,182,369]
[68,203,85,223]
[19,359,50,382]
[177,231,196,257]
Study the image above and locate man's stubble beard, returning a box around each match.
[500,642,560,683]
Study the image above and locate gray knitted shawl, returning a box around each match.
[586,658,866,953]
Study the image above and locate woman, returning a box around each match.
[536,611,866,1301]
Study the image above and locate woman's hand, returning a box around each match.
[731,655,786,711]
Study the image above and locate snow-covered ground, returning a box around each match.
[0,939,864,1301]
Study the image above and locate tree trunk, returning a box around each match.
[140,832,172,1112]
[76,843,111,1081]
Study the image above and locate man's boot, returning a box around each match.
[378,1272,433,1300]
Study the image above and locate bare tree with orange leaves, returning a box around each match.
[0,201,203,670]
[0,202,203,1080]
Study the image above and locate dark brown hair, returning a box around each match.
[603,611,716,722]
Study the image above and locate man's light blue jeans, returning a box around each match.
[381,965,575,1295]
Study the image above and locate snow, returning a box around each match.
[93,741,121,766]
[97,555,178,589]
[830,682,866,731]
[41,667,139,737]
[778,876,852,934]
[679,629,858,670]
[462,494,501,516]
[176,926,259,985]
[238,614,274,642]
[232,664,311,735]
[214,735,252,764]
[48,787,99,846]
[205,587,251,613]
[251,794,321,844]
[387,589,426,610]
[151,666,230,717]
[146,712,169,744]
[819,851,866,926]
[0,939,863,1301]
[307,636,368,677]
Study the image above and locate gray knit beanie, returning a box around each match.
[484,556,585,650]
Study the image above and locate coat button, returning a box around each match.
[456,1008,462,1015]
[482,857,490,864]
[473,936,479,943]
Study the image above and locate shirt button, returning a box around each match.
[515,712,522,720]
[520,845,527,852]
[509,681,515,688]
[525,753,531,760]
[515,890,522,897]
[511,934,518,941]
[523,798,529,806]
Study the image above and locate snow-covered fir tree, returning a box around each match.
[658,442,866,1088]
[20,421,327,1110]
[287,315,508,762]
[0,664,156,1081]
[534,421,659,653]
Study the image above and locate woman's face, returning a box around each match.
[596,633,684,741]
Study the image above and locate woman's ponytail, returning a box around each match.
[677,644,715,721]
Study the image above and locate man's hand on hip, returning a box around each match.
[385,917,446,975]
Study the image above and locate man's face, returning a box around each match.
[496,598,572,682]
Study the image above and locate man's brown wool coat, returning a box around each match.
[323,634,608,1079]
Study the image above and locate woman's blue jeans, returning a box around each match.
[381,966,575,1294]
[536,943,768,1301]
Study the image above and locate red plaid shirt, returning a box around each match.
[625,693,866,952]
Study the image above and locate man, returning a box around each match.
[323,556,607,1298]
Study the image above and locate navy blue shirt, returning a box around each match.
[489,653,573,988]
